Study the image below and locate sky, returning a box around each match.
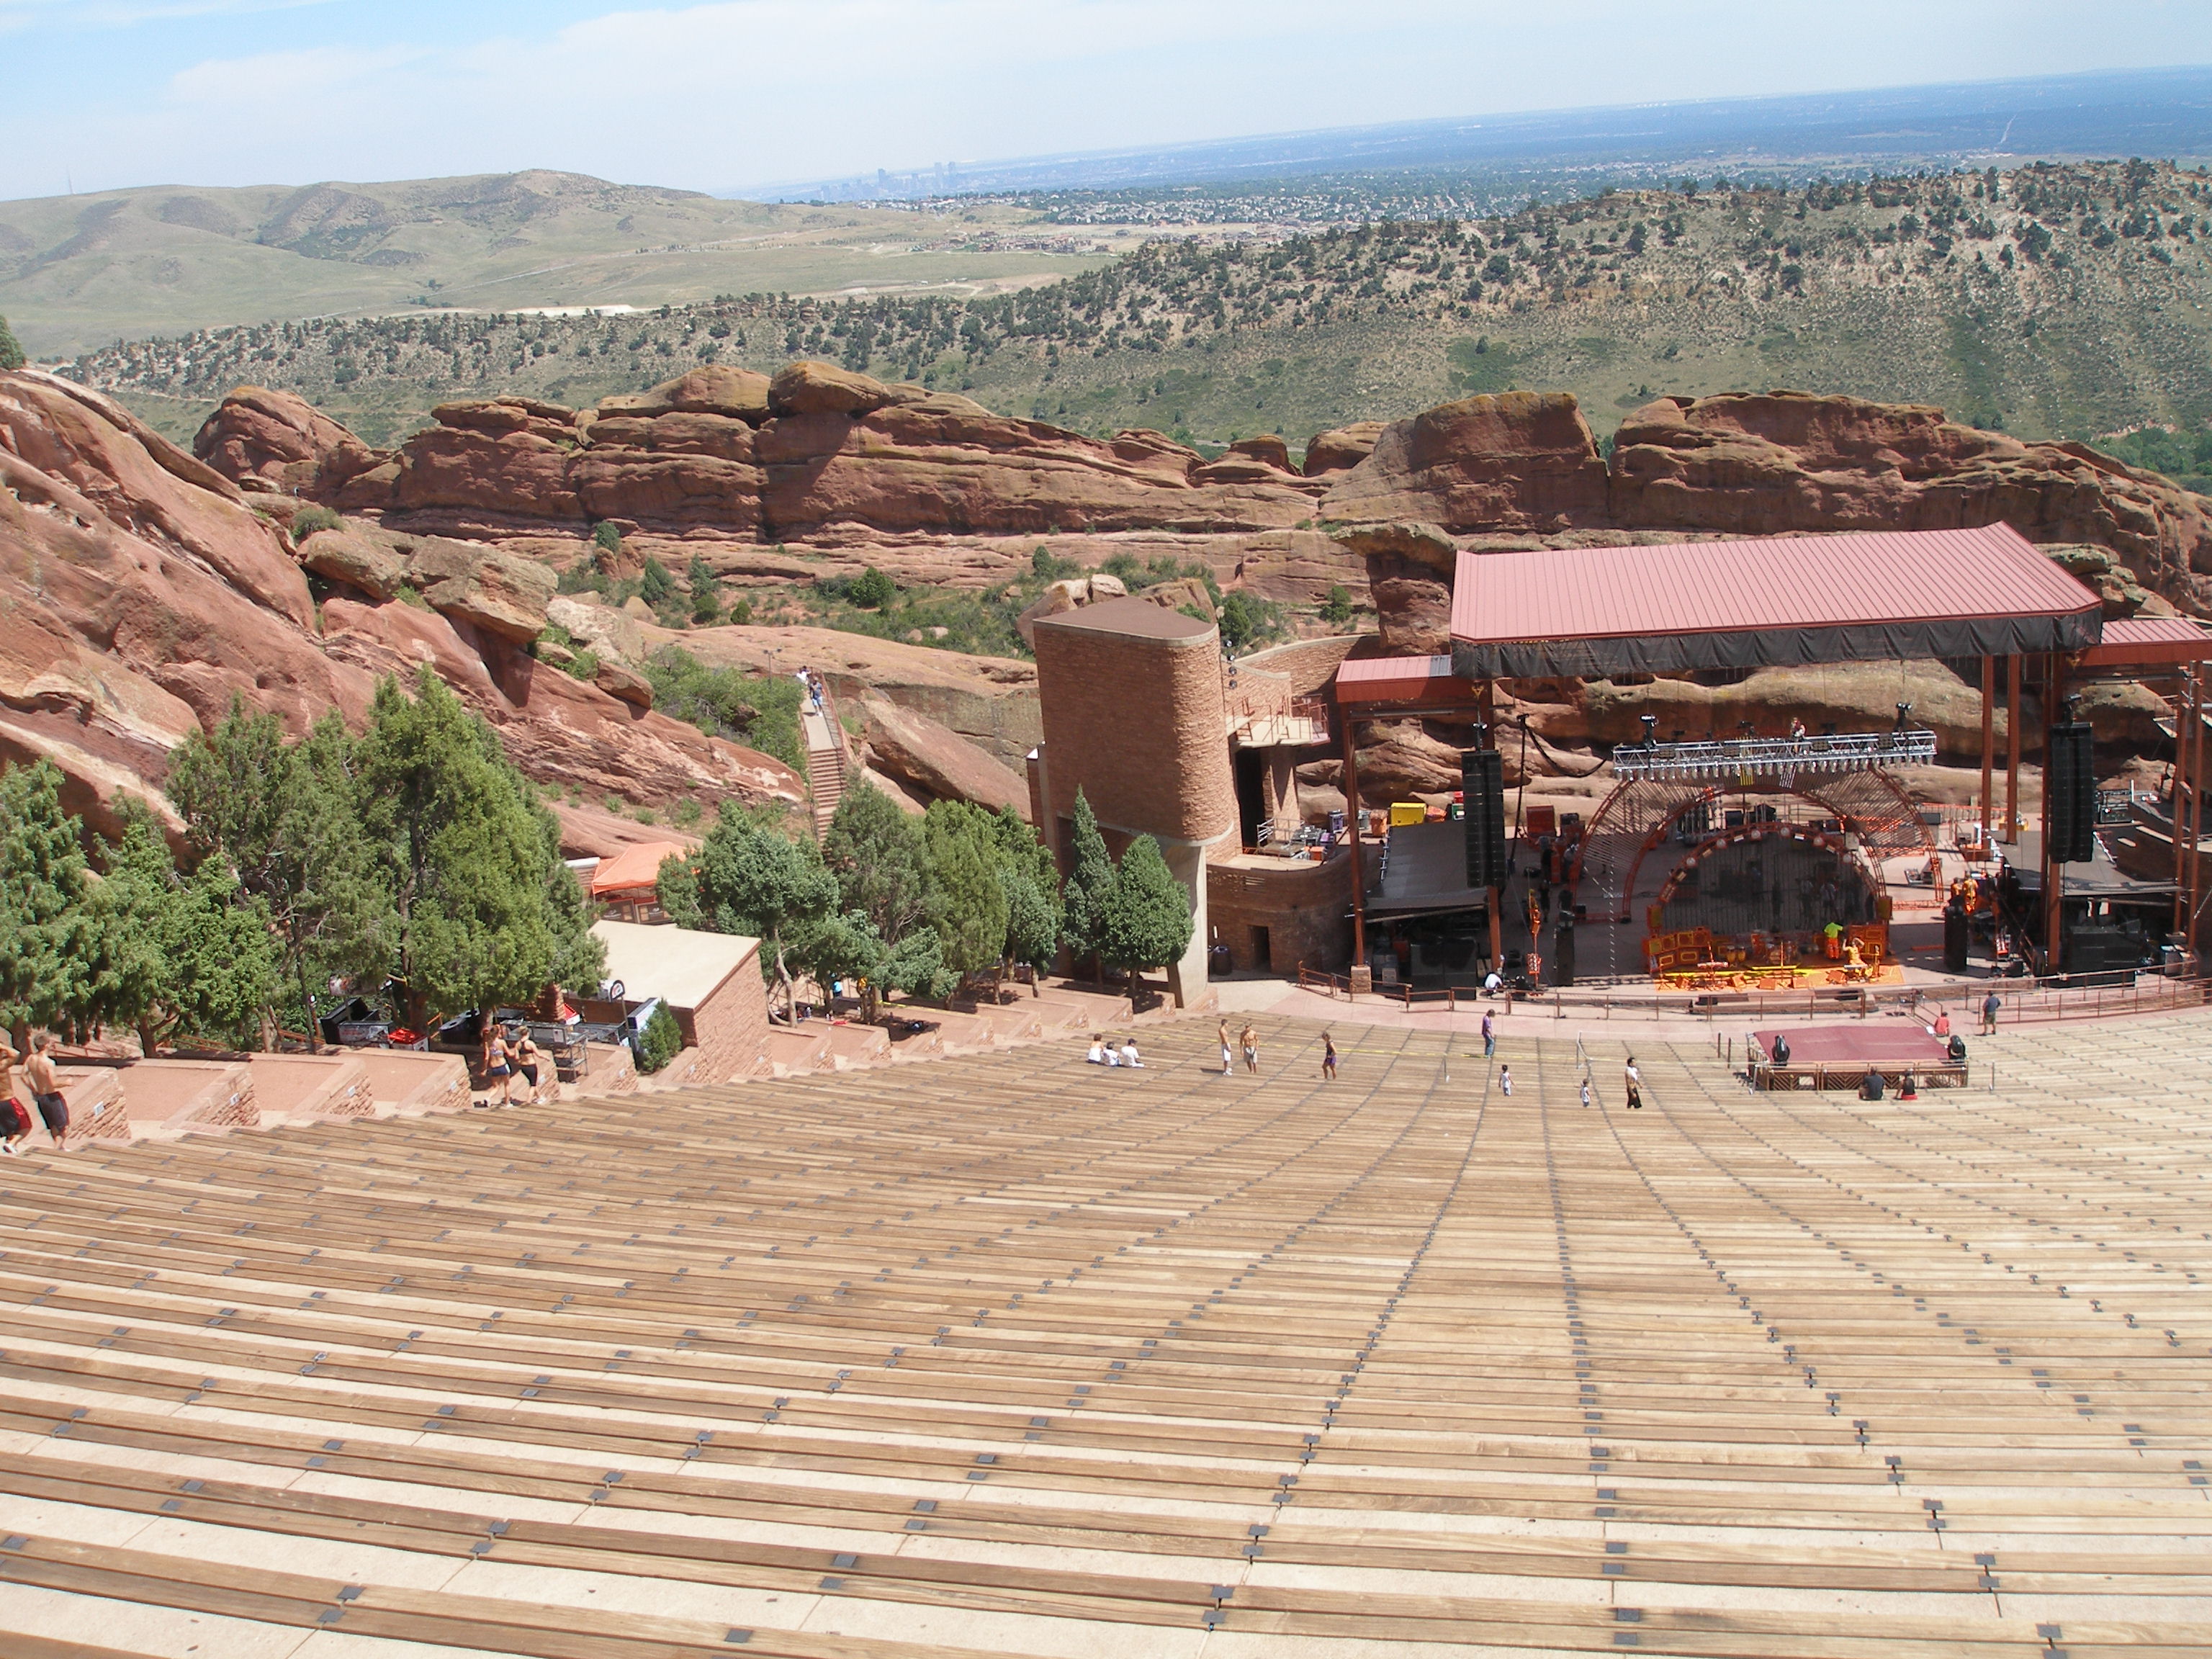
[2,0,2209,202]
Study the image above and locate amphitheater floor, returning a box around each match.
[0,1012,2207,1658]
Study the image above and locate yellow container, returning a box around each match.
[1389,801,1428,827]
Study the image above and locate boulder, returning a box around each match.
[769,360,904,418]
[858,696,1030,816]
[1322,392,1611,531]
[593,657,655,708]
[407,539,557,643]
[1015,572,1129,647]
[297,529,406,601]
[2044,544,2180,620]
[547,594,648,665]
[1304,421,1387,476]
[194,384,387,500]
[429,397,577,441]
[655,364,773,422]
[1326,520,1457,575]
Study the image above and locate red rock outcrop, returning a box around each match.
[0,369,803,854]
[857,697,1030,817]
[193,384,388,500]
[1321,392,1612,531]
[1607,392,2212,611]
[1303,422,1386,476]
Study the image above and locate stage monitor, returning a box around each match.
[1462,747,1507,890]
[2045,721,2097,864]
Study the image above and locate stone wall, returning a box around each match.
[678,948,772,1087]
[1207,853,1357,974]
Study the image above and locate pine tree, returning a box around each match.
[89,808,277,1053]
[1061,789,1114,981]
[167,701,394,1040]
[0,760,102,1046]
[0,313,24,372]
[922,802,1008,984]
[657,805,837,1018]
[354,667,602,1028]
[983,805,1061,971]
[1099,834,1193,984]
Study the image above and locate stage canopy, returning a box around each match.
[1449,524,2103,679]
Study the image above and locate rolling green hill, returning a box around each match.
[63,161,2212,458]
[0,169,1115,362]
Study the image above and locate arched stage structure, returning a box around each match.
[1572,758,1934,924]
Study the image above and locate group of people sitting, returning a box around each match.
[1084,1036,1144,1068]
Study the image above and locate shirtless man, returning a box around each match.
[24,1034,68,1151]
[1218,1019,1233,1076]
[0,1033,30,1155]
[1240,1024,1259,1075]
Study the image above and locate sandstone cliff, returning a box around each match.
[0,370,804,851]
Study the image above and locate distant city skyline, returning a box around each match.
[1,1,2209,202]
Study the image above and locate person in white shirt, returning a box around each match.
[1120,1039,1143,1068]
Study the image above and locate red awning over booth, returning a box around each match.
[587,840,691,901]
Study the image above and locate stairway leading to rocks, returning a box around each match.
[800,681,849,840]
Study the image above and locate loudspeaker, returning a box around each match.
[1943,903,1969,974]
[2045,721,2097,864]
[1462,747,1507,889]
[1552,917,1576,988]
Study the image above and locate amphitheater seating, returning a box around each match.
[0,1012,2208,1657]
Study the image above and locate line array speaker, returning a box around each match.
[1462,747,1507,890]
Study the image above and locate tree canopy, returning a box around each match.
[1098,834,1193,979]
[0,760,107,1046]
[658,803,838,1017]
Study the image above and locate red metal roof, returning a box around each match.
[1450,525,2099,647]
[2077,615,2212,668]
[1334,654,1467,704]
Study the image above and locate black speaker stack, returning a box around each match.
[2044,721,2097,864]
[1462,747,1507,889]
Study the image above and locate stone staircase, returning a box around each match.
[799,681,850,840]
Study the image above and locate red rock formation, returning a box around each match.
[1303,422,1386,476]
[0,369,802,854]
[193,384,387,500]
[1321,392,1611,531]
[1609,392,2212,611]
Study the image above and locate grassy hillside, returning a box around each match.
[66,161,2212,457]
[0,169,1118,361]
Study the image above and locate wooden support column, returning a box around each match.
[1339,699,1367,970]
[1979,655,1996,845]
[2174,667,2192,945]
[2041,652,2067,975]
[1480,679,1503,973]
[2005,653,2021,842]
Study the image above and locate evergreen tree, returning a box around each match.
[657,805,837,1018]
[354,668,601,1028]
[0,313,23,372]
[167,701,393,1038]
[1099,834,1193,983]
[1061,789,1114,980]
[922,802,1008,983]
[981,805,1061,971]
[0,760,104,1046]
[90,809,276,1053]
[822,780,933,945]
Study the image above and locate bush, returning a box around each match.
[645,646,805,770]
[291,505,343,544]
[726,595,753,626]
[634,1002,682,1073]
[592,520,624,555]
[848,566,896,608]
[395,583,428,609]
[638,556,675,606]
[1320,584,1354,625]
[0,313,24,372]
[564,649,601,681]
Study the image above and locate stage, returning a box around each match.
[1750,1024,1965,1091]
